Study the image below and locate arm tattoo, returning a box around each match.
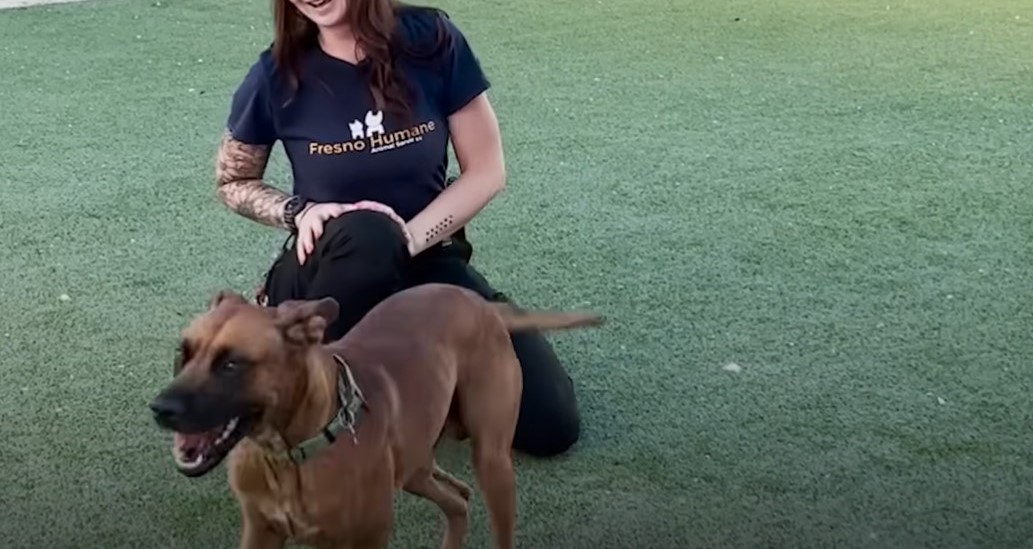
[425,214,455,242]
[214,129,289,229]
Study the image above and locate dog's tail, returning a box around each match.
[490,302,604,332]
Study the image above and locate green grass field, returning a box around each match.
[1,0,1031,547]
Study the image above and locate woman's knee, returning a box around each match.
[510,333,581,457]
[316,210,409,271]
[514,390,581,457]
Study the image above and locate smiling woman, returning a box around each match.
[212,0,584,459]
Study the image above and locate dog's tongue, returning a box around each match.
[174,431,217,453]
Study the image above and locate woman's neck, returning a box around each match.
[318,25,365,64]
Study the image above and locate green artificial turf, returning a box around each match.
[1,0,1031,547]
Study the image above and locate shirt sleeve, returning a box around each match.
[439,15,491,116]
[225,56,278,145]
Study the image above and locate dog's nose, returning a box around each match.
[150,393,187,429]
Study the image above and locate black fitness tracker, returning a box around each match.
[283,195,309,233]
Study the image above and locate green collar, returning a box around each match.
[283,353,367,465]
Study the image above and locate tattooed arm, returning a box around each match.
[214,129,292,229]
[405,92,506,255]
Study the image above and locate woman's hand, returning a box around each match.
[295,203,351,265]
[295,201,414,265]
[348,200,414,256]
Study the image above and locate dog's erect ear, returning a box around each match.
[274,297,340,344]
[208,290,247,310]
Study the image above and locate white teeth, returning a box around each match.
[215,417,240,446]
[172,417,241,470]
[175,451,203,469]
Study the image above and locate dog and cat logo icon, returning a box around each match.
[308,109,438,156]
[350,110,385,139]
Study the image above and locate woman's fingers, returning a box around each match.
[310,215,326,243]
[296,225,312,265]
[297,217,321,265]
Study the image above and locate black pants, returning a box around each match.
[261,210,580,457]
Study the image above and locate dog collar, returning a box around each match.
[284,353,367,465]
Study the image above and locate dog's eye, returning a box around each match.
[174,342,192,374]
[212,351,248,376]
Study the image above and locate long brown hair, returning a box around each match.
[272,0,444,117]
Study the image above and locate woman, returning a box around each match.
[213,0,581,457]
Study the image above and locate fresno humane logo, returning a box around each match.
[350,110,384,139]
[309,109,437,156]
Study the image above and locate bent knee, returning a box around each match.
[518,417,580,458]
[513,391,581,457]
[322,209,406,248]
[318,210,409,265]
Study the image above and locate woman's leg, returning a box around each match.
[405,243,581,457]
[262,210,410,341]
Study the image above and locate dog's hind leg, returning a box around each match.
[470,441,516,549]
[404,466,470,549]
[458,353,520,549]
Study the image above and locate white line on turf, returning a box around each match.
[0,0,93,10]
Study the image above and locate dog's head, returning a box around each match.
[149,290,339,477]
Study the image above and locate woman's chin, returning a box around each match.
[294,0,348,28]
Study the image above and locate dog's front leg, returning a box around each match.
[239,504,286,549]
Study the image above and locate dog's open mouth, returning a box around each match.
[172,416,247,477]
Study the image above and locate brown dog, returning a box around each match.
[150,282,602,549]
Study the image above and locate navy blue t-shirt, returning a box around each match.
[226,8,490,221]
